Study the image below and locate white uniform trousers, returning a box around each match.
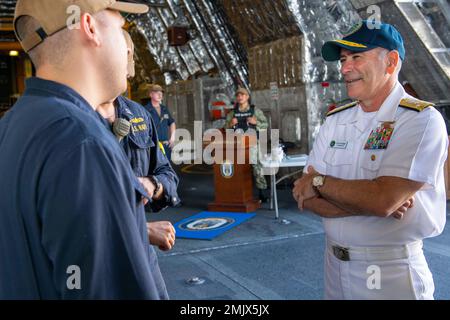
[324,238,435,300]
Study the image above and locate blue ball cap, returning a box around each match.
[321,20,405,61]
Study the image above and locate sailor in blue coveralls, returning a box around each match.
[98,95,180,250]
[97,30,180,251]
[0,0,168,299]
[116,96,180,210]
[143,85,176,161]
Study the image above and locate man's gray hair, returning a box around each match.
[378,47,402,74]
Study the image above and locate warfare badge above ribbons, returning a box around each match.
[364,122,395,150]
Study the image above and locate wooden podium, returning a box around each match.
[206,133,261,212]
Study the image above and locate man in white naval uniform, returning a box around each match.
[292,20,448,299]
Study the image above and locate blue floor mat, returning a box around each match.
[174,211,256,240]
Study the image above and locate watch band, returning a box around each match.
[148,175,161,197]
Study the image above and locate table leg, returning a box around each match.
[270,173,274,210]
[272,174,279,219]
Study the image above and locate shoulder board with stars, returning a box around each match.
[399,98,434,112]
[326,101,358,117]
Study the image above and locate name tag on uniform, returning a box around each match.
[163,114,169,120]
[364,122,395,150]
[130,117,148,133]
[330,140,348,149]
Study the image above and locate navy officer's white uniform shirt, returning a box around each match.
[0,78,168,299]
[306,82,448,299]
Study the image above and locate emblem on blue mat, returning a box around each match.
[180,218,235,231]
[174,212,256,240]
[220,161,234,178]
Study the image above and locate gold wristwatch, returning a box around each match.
[312,175,326,191]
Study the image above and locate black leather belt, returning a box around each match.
[332,245,350,261]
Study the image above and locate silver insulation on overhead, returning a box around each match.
[226,0,302,91]
[286,0,360,144]
[133,0,248,94]
[183,0,249,95]
[134,0,197,84]
[182,0,235,93]
[287,0,360,82]
[195,0,249,89]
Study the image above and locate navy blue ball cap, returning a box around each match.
[321,20,405,61]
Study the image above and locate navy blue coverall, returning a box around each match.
[0,78,168,299]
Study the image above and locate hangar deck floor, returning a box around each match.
[147,165,450,300]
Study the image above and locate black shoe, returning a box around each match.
[258,189,268,203]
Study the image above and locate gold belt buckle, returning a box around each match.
[332,245,350,261]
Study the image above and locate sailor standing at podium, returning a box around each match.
[226,88,269,202]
